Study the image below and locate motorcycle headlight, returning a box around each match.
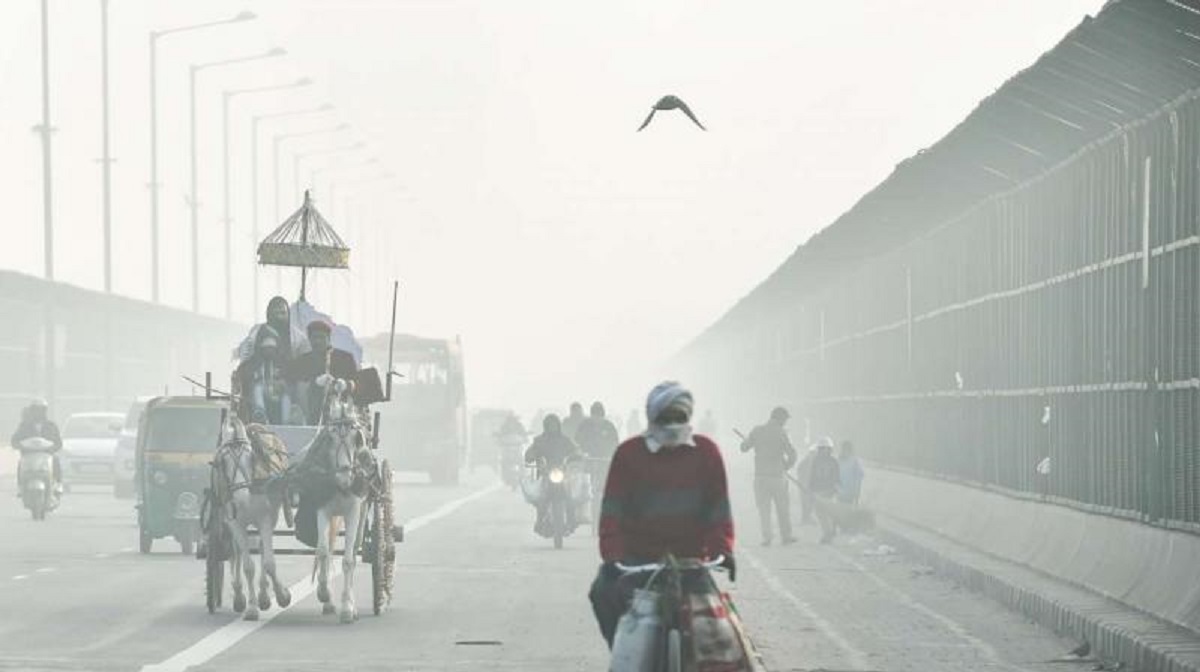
[549,468,565,484]
[152,470,168,486]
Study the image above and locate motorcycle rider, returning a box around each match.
[589,381,736,648]
[524,414,582,535]
[495,413,528,484]
[574,402,620,522]
[10,399,63,494]
[562,401,587,441]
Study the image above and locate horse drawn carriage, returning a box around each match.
[197,191,400,623]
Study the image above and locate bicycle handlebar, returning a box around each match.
[615,554,726,574]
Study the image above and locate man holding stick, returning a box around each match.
[736,407,798,546]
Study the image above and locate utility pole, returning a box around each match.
[99,0,113,293]
[36,0,55,282]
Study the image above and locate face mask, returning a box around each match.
[647,422,693,452]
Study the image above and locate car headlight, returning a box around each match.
[152,470,168,485]
[548,468,565,484]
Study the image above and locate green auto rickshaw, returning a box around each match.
[136,396,224,554]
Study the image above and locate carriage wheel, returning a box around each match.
[371,460,396,616]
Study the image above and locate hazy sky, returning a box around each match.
[0,0,1103,411]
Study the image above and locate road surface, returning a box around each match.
[0,463,1078,671]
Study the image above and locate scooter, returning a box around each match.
[17,437,61,521]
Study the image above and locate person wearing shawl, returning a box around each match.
[235,296,310,363]
[587,381,736,648]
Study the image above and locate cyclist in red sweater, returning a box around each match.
[587,381,736,647]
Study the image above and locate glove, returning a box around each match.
[719,554,737,582]
[600,561,621,582]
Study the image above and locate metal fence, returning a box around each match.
[676,0,1200,531]
[0,271,242,428]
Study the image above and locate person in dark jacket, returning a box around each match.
[588,381,736,648]
[525,414,582,534]
[807,437,842,543]
[10,399,63,492]
[741,406,798,545]
[575,402,619,461]
[562,401,587,441]
[286,320,358,423]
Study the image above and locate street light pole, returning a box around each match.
[36,0,54,282]
[149,10,256,304]
[99,0,112,293]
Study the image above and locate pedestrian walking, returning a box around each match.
[739,407,798,546]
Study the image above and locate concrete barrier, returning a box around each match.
[862,466,1200,635]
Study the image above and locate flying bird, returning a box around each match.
[637,95,706,132]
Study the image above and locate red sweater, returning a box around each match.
[598,435,735,563]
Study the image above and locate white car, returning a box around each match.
[113,398,152,498]
[60,412,124,487]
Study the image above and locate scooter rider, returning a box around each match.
[10,399,63,493]
[524,414,582,534]
[588,381,736,648]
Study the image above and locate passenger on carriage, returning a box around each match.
[236,296,311,362]
[236,327,297,425]
[286,319,359,423]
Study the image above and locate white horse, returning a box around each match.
[309,386,374,624]
[212,419,292,621]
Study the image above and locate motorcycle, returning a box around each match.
[496,433,526,490]
[526,458,583,549]
[17,437,61,521]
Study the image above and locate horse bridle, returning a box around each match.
[323,419,370,495]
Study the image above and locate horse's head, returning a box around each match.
[322,419,368,493]
[214,415,253,495]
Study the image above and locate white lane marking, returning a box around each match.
[34,567,55,573]
[94,553,111,559]
[742,550,871,670]
[835,548,1030,672]
[12,575,28,581]
[121,547,134,552]
[140,481,502,672]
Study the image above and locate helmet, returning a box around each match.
[590,401,605,418]
[569,402,583,415]
[770,406,790,422]
[543,414,562,434]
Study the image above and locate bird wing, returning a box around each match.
[676,100,707,130]
[636,108,657,132]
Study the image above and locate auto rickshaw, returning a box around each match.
[136,396,224,554]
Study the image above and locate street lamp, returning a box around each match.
[188,47,287,313]
[149,9,255,304]
[249,104,334,316]
[220,77,311,319]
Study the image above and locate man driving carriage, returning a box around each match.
[287,319,359,424]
